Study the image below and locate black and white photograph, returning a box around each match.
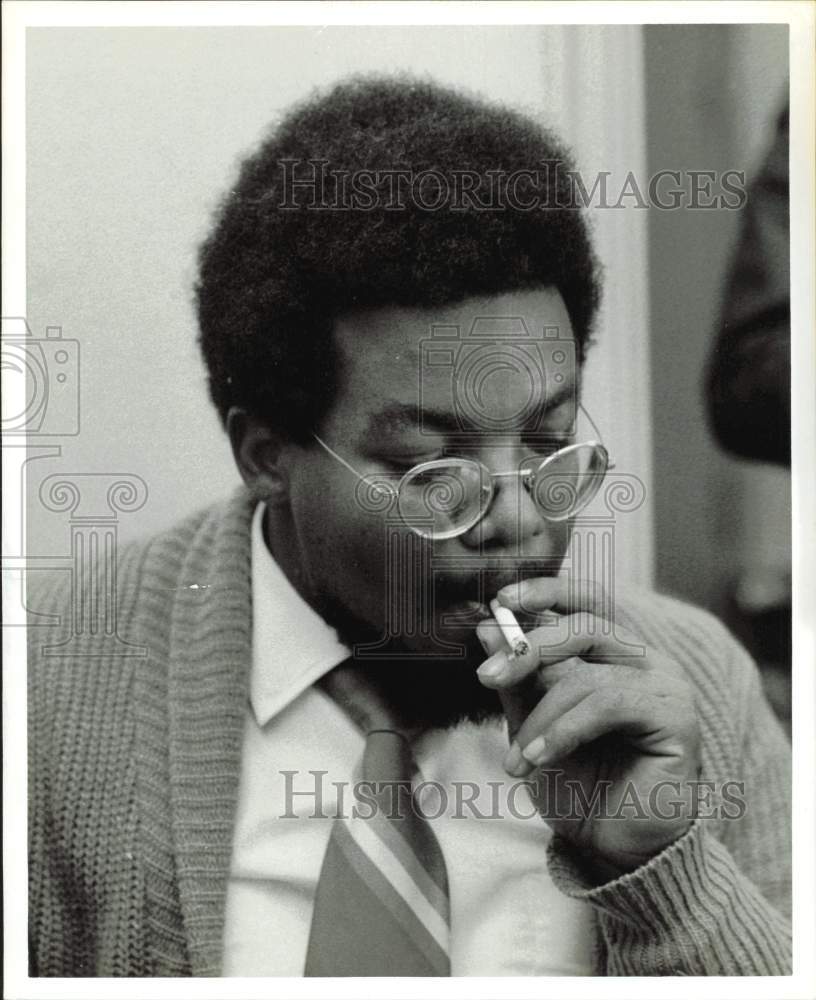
[3,1,814,995]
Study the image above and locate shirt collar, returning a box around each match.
[250,502,351,727]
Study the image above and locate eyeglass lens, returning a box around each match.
[396,461,490,539]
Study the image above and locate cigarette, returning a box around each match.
[490,599,530,658]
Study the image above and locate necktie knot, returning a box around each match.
[318,660,420,738]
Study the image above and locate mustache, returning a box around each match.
[433,562,561,610]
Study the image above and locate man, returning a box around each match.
[28,76,791,977]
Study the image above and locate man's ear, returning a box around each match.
[227,407,292,506]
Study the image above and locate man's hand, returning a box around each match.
[476,578,702,882]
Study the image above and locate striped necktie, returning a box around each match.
[304,686,451,977]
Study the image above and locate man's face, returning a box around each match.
[279,286,579,725]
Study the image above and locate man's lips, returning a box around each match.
[442,599,491,623]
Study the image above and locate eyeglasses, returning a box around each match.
[312,433,610,540]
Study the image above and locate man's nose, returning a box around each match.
[459,461,548,553]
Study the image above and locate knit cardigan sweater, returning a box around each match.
[28,486,792,977]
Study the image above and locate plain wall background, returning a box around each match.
[24,24,789,619]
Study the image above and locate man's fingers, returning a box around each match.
[500,665,594,775]
[497,576,612,618]
[509,687,684,771]
[477,611,648,689]
[538,655,687,694]
[500,661,676,775]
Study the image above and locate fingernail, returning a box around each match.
[496,582,522,605]
[477,651,508,681]
[522,735,549,766]
[503,741,533,777]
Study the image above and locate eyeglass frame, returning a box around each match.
[311,432,611,539]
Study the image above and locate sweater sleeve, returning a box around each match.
[27,557,151,977]
[545,606,792,976]
[28,573,95,976]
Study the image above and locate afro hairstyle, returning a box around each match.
[196,74,602,442]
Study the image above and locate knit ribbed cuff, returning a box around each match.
[547,818,705,917]
[546,819,792,975]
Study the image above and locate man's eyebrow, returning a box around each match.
[365,403,458,436]
[365,381,576,437]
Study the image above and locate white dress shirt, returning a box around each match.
[221,504,593,976]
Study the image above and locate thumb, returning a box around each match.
[476,617,537,744]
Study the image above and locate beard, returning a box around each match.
[313,589,505,730]
[262,502,563,731]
